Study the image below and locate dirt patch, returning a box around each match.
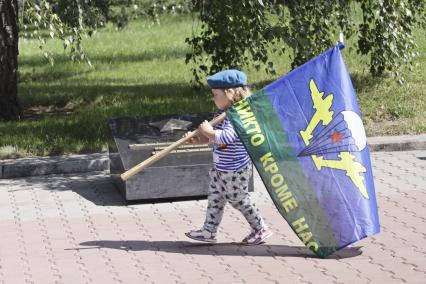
[22,103,77,119]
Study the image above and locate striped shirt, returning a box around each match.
[211,112,251,172]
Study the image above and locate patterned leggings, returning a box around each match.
[203,164,264,234]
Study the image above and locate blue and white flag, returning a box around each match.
[227,43,380,257]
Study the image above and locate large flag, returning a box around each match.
[227,43,380,258]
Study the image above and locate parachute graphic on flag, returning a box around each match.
[298,111,367,157]
[226,43,380,258]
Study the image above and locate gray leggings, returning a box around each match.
[203,164,264,234]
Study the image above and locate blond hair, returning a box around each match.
[223,86,251,104]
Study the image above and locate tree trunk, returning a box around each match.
[0,0,21,121]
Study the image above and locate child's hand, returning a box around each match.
[199,120,215,139]
[183,131,199,144]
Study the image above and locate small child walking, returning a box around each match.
[184,69,272,245]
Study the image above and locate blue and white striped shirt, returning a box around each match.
[211,112,251,172]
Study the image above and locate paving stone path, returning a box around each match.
[0,150,425,283]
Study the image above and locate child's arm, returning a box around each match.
[200,119,238,145]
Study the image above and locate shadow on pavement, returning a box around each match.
[15,172,207,206]
[12,173,128,207]
[77,240,362,259]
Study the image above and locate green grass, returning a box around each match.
[0,14,425,158]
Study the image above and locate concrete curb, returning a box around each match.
[0,153,108,179]
[1,134,425,179]
[367,134,426,152]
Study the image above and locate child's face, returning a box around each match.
[211,89,231,110]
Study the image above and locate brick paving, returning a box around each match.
[0,150,425,284]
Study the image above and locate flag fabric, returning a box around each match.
[226,43,380,258]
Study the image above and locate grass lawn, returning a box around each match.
[0,14,425,158]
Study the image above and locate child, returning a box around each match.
[184,69,272,245]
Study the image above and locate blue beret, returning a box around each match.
[207,69,247,89]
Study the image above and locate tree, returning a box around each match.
[0,0,21,120]
[187,0,426,85]
[0,0,93,121]
[186,0,273,84]
[0,0,190,121]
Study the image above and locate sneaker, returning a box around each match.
[185,229,217,243]
[241,226,272,245]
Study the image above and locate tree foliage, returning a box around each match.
[358,0,425,81]
[283,0,354,69]
[187,0,426,84]
[185,0,274,84]
[18,0,426,83]
[22,0,92,65]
